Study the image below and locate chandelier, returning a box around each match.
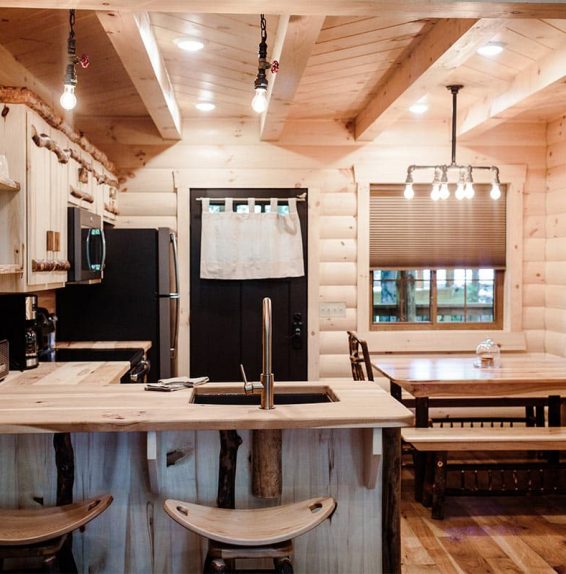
[403,85,501,201]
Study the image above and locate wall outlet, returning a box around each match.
[320,302,347,318]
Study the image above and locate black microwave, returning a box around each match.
[67,207,106,283]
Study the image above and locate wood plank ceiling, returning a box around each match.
[0,6,566,143]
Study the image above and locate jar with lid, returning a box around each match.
[474,338,500,368]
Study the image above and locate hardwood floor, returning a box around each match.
[401,478,566,573]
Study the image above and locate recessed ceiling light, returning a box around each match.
[477,41,505,57]
[195,102,215,112]
[409,102,428,114]
[174,37,204,52]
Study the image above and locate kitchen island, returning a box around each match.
[0,364,413,573]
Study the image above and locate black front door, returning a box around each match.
[190,188,308,383]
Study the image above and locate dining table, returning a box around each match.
[371,352,566,501]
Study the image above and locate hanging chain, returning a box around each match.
[260,14,267,43]
[69,9,75,41]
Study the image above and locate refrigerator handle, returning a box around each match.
[170,232,180,360]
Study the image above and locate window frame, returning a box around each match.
[369,268,504,331]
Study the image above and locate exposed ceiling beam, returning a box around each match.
[459,41,566,138]
[2,2,566,18]
[259,15,325,142]
[0,43,56,107]
[97,10,182,141]
[354,18,506,141]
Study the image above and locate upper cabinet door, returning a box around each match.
[26,111,68,287]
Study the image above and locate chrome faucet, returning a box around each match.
[242,297,275,409]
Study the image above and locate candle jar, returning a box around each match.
[474,338,501,368]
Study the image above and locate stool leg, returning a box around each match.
[274,556,294,573]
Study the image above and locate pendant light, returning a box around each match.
[252,14,279,114]
[60,10,89,111]
[403,85,501,201]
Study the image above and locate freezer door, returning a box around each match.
[157,228,180,377]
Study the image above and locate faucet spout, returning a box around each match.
[260,297,274,409]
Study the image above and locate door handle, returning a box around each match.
[291,312,303,350]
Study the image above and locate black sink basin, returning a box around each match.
[192,392,333,405]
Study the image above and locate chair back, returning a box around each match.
[347,331,374,381]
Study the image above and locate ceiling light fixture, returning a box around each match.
[403,85,501,201]
[195,102,215,112]
[59,9,89,111]
[409,101,428,114]
[251,14,279,114]
[477,41,504,57]
[174,37,204,52]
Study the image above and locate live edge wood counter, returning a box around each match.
[0,366,412,574]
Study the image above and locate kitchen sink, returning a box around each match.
[192,392,334,405]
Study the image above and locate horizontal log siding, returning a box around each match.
[545,115,566,356]
[107,118,547,378]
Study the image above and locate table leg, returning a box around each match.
[390,381,402,403]
[547,395,561,465]
[414,397,429,503]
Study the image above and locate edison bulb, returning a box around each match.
[455,182,466,200]
[490,182,501,200]
[403,182,414,200]
[60,84,77,111]
[465,181,475,199]
[251,88,268,113]
[430,183,441,201]
[439,182,450,200]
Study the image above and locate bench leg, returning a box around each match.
[431,452,447,520]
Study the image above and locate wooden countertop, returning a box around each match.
[57,341,152,352]
[0,365,413,434]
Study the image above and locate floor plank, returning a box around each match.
[401,474,566,573]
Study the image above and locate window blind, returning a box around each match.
[369,184,506,269]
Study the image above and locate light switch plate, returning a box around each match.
[320,302,347,318]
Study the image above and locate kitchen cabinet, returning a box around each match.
[0,99,118,292]
[0,104,25,282]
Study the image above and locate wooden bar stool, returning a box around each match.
[164,496,336,573]
[0,495,112,573]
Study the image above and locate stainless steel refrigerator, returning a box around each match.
[56,228,179,383]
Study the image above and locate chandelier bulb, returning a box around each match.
[403,182,414,200]
[490,182,501,200]
[465,181,475,199]
[60,84,77,110]
[439,182,450,200]
[252,87,268,113]
[455,182,466,200]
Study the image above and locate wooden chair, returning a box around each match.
[347,331,374,381]
[164,496,336,573]
[0,495,113,573]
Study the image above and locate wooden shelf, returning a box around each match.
[0,264,23,275]
[0,177,20,192]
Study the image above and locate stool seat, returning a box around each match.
[164,496,336,546]
[0,495,113,546]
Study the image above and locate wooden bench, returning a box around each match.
[402,427,566,519]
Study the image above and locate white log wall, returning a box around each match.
[86,116,549,378]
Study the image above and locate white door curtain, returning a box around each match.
[200,197,305,280]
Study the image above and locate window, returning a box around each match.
[371,268,503,328]
[369,185,506,330]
